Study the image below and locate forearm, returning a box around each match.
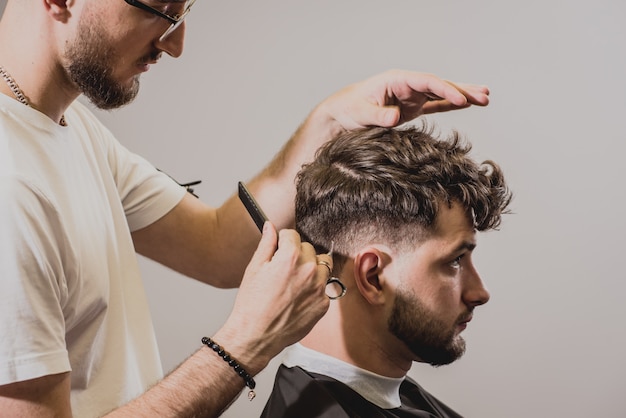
[105,331,271,418]
[186,105,341,284]
[243,103,342,230]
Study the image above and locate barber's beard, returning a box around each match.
[388,287,467,367]
[65,16,140,110]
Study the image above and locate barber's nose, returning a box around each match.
[155,22,186,58]
[462,265,490,308]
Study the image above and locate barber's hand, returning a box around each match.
[320,69,490,130]
[213,222,331,375]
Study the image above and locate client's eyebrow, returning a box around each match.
[450,240,477,256]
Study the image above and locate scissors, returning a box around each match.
[238,181,346,299]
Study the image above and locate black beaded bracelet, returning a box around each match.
[201,337,257,401]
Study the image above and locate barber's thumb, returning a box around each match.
[381,105,402,127]
[249,221,278,266]
[362,102,400,127]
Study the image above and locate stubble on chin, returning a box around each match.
[64,16,140,110]
[388,290,467,367]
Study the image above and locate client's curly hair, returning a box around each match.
[295,123,512,264]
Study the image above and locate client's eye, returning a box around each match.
[450,255,464,269]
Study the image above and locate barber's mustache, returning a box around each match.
[141,51,163,65]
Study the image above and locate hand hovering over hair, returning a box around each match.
[253,69,489,232]
[317,69,490,131]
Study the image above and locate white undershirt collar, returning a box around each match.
[282,343,405,409]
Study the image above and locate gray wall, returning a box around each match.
[3,1,625,417]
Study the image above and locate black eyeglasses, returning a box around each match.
[124,0,196,42]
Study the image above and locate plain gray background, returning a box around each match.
[2,1,625,417]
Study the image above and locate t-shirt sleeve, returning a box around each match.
[68,100,187,233]
[104,133,187,232]
[0,179,71,385]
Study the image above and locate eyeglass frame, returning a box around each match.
[124,0,196,42]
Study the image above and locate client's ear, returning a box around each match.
[353,247,391,306]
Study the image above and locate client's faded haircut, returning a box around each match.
[295,123,512,266]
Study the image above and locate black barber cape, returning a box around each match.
[261,365,463,418]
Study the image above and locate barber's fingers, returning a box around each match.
[273,229,316,271]
[245,225,333,301]
[276,229,327,287]
[218,227,330,369]
[245,221,278,273]
[444,82,490,106]
[421,83,490,114]
[315,253,334,280]
[278,231,334,286]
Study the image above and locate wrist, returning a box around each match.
[261,102,343,190]
[210,328,274,377]
[304,100,345,142]
[201,337,257,400]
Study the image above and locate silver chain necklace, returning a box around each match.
[0,65,67,126]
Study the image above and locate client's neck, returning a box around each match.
[300,297,411,378]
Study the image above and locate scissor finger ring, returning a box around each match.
[326,277,347,300]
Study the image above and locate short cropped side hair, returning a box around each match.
[295,123,512,259]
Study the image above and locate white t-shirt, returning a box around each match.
[0,94,186,417]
